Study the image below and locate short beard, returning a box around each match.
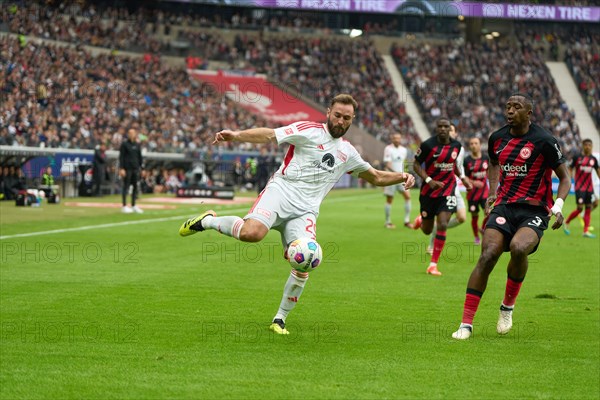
[327,120,349,138]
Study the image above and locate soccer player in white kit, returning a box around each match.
[179,94,415,335]
[383,133,413,229]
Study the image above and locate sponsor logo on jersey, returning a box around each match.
[322,153,335,167]
[580,166,594,173]
[434,162,455,170]
[501,163,528,174]
[519,147,532,160]
[473,171,487,179]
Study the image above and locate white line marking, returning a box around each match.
[0,192,378,240]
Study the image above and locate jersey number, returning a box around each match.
[305,218,316,240]
[446,196,457,207]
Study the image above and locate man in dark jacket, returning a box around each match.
[119,128,143,213]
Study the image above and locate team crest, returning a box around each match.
[421,211,428,218]
[578,198,584,204]
[482,162,488,169]
[451,150,458,160]
[416,148,422,156]
[284,127,294,135]
[591,159,595,166]
[495,216,506,225]
[519,147,532,160]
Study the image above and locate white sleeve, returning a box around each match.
[345,144,372,176]
[274,122,310,146]
[456,147,466,178]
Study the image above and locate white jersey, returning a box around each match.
[383,144,408,173]
[271,121,371,214]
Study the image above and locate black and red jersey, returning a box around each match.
[571,154,599,194]
[415,136,463,198]
[488,123,566,211]
[464,154,489,202]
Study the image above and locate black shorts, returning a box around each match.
[485,203,550,254]
[468,199,487,213]
[575,190,595,205]
[419,194,457,220]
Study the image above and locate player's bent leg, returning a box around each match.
[421,218,435,235]
[239,218,270,242]
[467,228,506,292]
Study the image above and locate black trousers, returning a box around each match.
[122,169,140,206]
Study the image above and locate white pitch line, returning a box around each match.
[0,207,249,240]
[0,192,379,240]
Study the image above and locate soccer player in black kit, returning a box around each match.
[463,137,489,245]
[452,94,571,340]
[564,138,600,238]
[413,118,471,276]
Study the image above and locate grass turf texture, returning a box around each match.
[1,189,598,399]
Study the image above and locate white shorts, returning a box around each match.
[245,185,317,248]
[455,185,465,211]
[383,183,407,197]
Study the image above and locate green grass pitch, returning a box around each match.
[1,189,598,399]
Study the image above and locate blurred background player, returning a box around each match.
[119,128,143,214]
[179,94,415,335]
[413,118,471,276]
[424,123,468,254]
[463,137,490,244]
[92,143,107,197]
[564,138,600,238]
[383,132,413,229]
[452,94,571,340]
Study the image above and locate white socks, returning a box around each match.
[385,204,392,224]
[202,215,244,240]
[404,201,411,224]
[274,270,309,322]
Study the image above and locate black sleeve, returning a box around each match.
[415,140,429,163]
[138,147,143,169]
[541,135,566,170]
[119,143,125,168]
[488,133,499,164]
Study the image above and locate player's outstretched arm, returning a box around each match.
[358,168,415,189]
[213,128,276,144]
[550,163,571,230]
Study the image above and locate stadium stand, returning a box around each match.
[390,39,584,157]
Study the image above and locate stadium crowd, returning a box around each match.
[0,36,272,154]
[2,0,597,156]
[231,34,419,144]
[391,38,583,157]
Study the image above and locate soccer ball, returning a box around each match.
[287,237,323,272]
